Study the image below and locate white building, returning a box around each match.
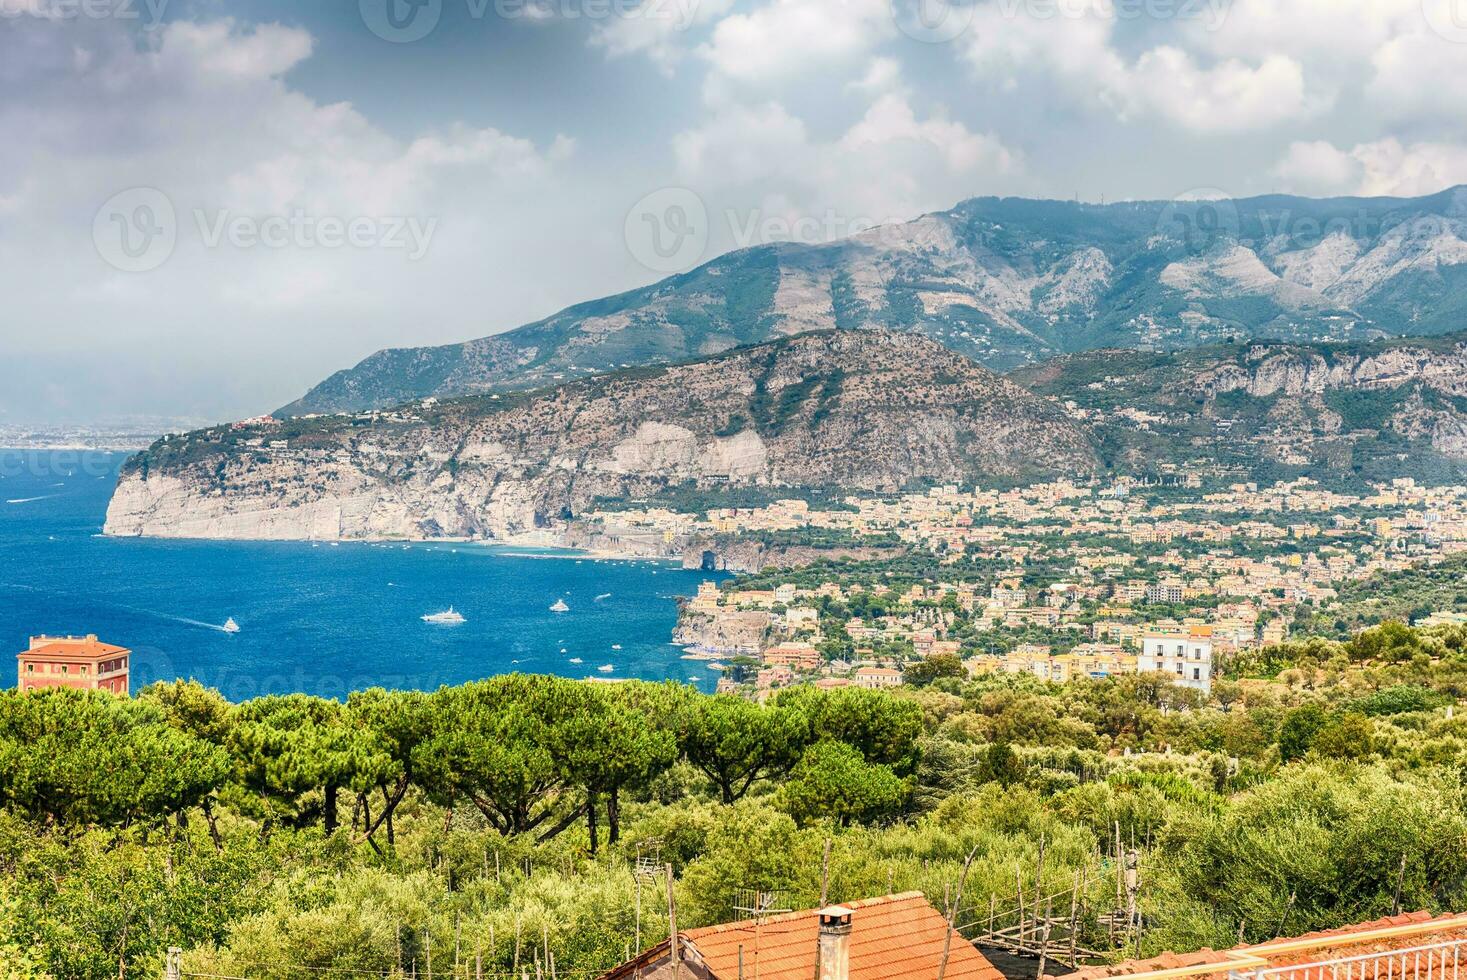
[1139,627,1213,693]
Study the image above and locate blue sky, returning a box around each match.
[3,0,1467,424]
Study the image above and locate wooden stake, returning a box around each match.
[937,846,978,980]
[667,863,681,980]
[819,837,832,906]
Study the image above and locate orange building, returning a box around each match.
[16,634,130,696]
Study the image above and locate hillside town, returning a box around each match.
[597,477,1467,697]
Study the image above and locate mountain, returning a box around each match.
[1008,332,1467,484]
[280,187,1467,417]
[106,331,1098,540]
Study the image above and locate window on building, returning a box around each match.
[1193,668,1201,680]
[60,665,68,674]
[25,663,33,673]
[80,665,88,675]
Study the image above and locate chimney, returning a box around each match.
[817,906,853,980]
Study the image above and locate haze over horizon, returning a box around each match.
[5,0,1467,426]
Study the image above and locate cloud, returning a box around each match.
[673,91,1020,243]
[587,0,735,72]
[0,14,578,422]
[959,4,1317,132]
[698,0,893,86]
[1273,138,1467,197]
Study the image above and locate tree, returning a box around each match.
[778,740,907,827]
[1312,713,1375,761]
[680,696,807,804]
[227,694,392,832]
[776,686,924,773]
[0,689,227,827]
[977,741,1025,787]
[1277,703,1330,763]
[905,653,967,687]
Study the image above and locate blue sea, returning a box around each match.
[0,450,724,700]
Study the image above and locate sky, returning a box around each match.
[3,0,1467,425]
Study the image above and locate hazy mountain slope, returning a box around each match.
[1008,331,1467,484]
[108,331,1098,541]
[279,187,1467,417]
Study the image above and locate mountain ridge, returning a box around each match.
[279,186,1467,417]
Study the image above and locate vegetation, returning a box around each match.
[7,623,1467,977]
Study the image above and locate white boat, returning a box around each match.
[569,657,583,664]
[422,607,466,624]
[611,644,623,650]
[594,593,612,602]
[550,599,570,613]
[222,618,241,634]
[598,664,615,673]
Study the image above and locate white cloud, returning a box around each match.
[587,0,735,72]
[1273,138,1467,197]
[0,15,581,422]
[960,5,1317,132]
[673,91,1021,243]
[698,0,892,85]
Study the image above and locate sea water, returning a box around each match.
[0,451,723,700]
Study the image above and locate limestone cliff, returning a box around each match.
[105,331,1099,541]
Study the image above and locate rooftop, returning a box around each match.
[20,634,130,662]
[1051,911,1467,980]
[603,892,1002,980]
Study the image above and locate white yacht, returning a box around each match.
[222,618,241,634]
[549,599,569,613]
[422,607,466,624]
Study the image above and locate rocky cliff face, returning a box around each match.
[1010,333,1467,483]
[279,187,1467,416]
[106,331,1099,541]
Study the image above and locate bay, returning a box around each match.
[0,450,723,700]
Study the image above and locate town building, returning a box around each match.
[601,892,1002,980]
[853,666,903,689]
[16,634,130,695]
[1139,626,1213,692]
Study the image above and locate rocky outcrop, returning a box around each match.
[105,331,1099,541]
[1009,333,1467,482]
[672,609,770,655]
[681,537,906,574]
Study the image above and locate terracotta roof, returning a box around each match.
[1052,911,1467,980]
[680,892,1003,980]
[20,636,130,661]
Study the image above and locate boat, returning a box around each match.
[569,657,583,664]
[222,618,241,634]
[611,644,623,650]
[550,599,569,613]
[422,607,466,624]
[594,593,612,602]
[598,664,615,673]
